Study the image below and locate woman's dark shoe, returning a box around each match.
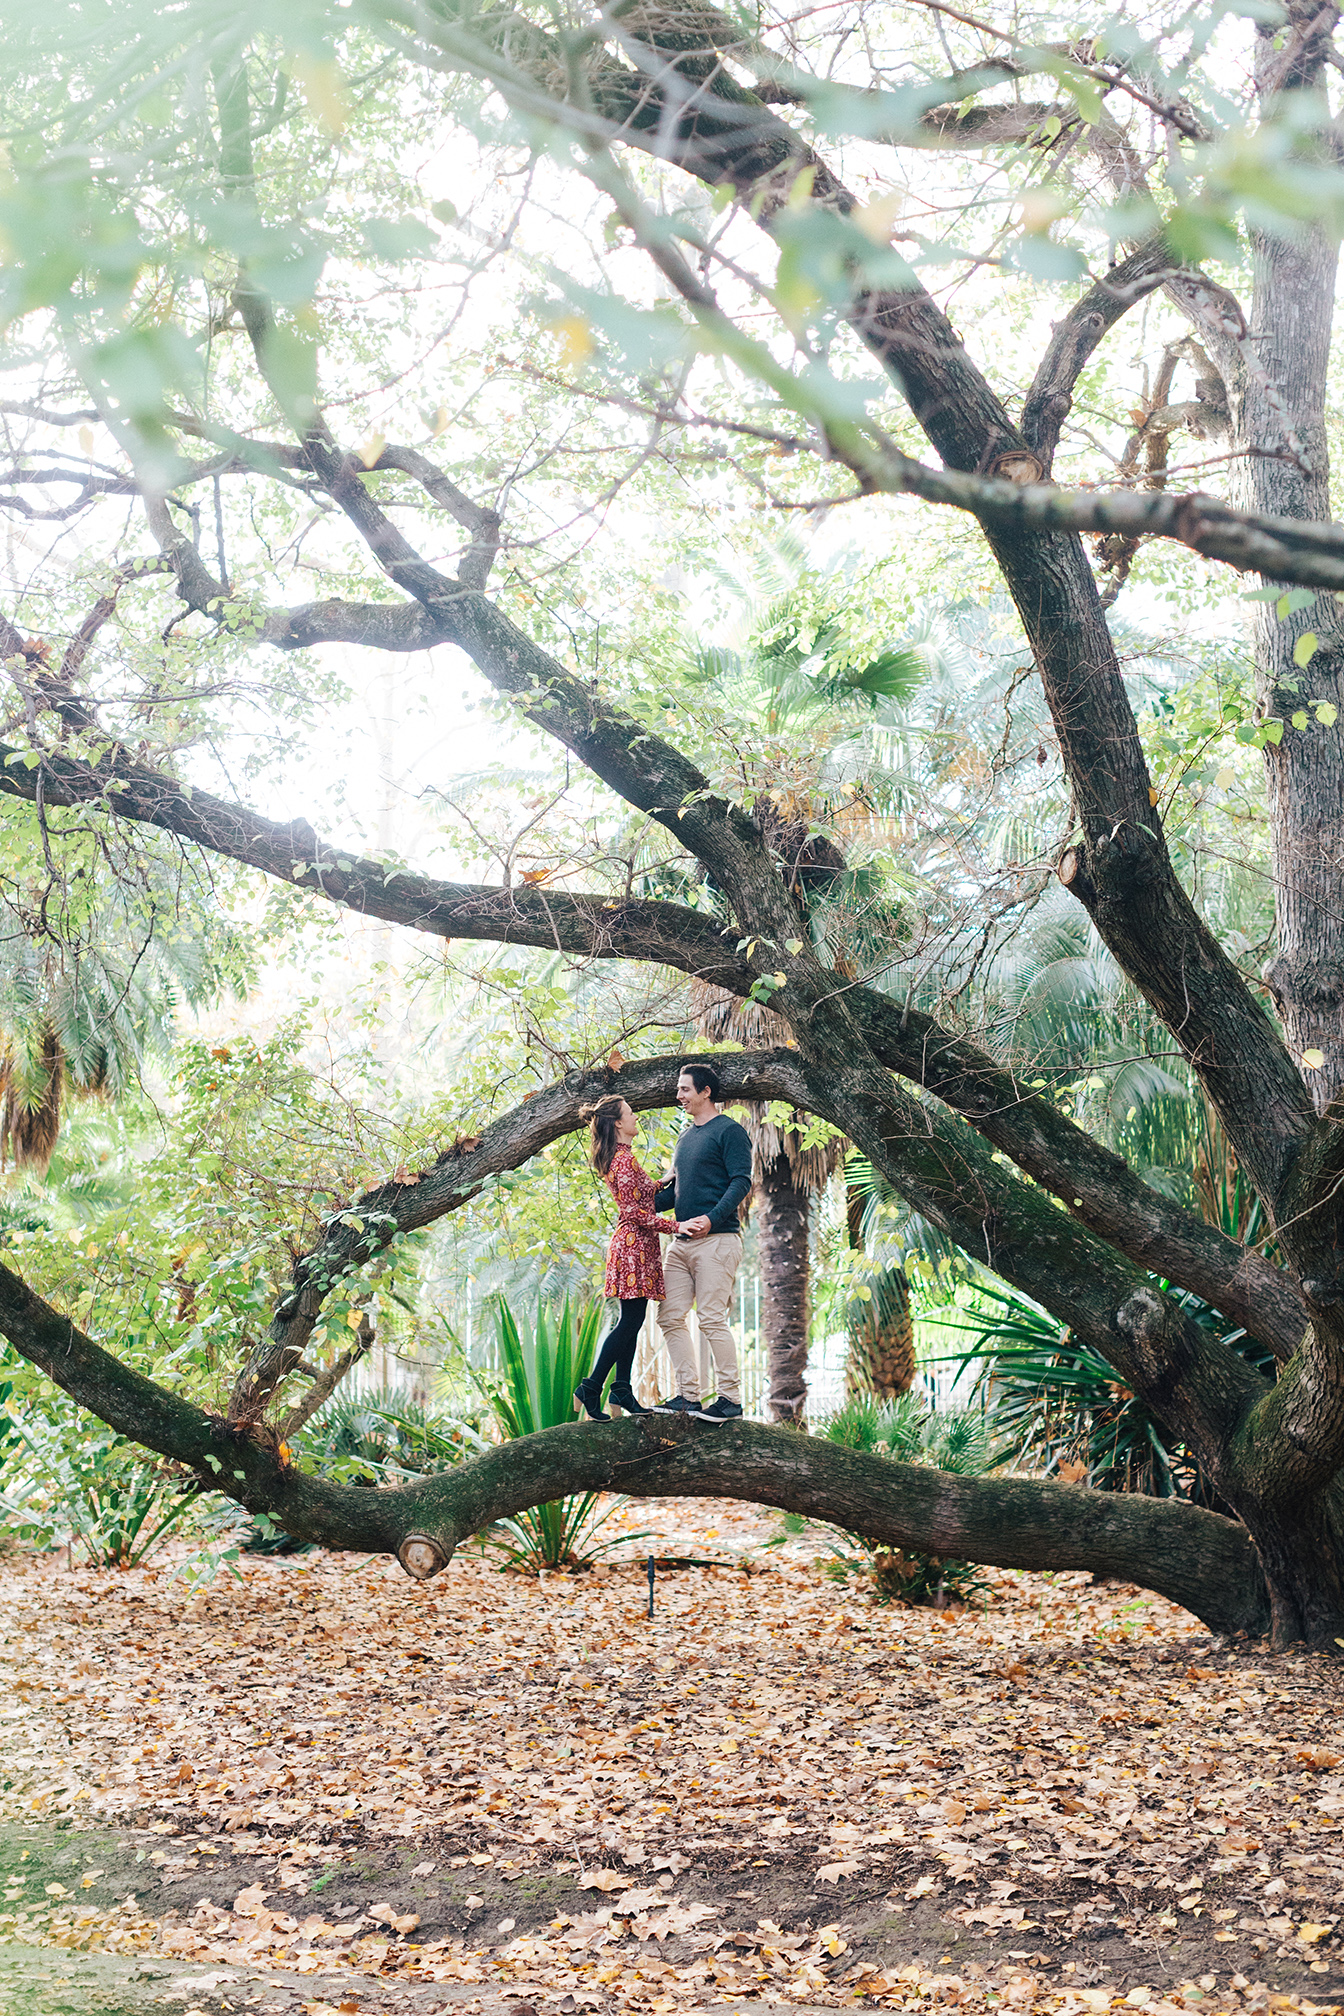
[573,1377,608,1421]
[607,1380,650,1415]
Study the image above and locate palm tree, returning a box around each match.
[691,985,843,1424]
[0,849,248,1174]
[843,1263,917,1400]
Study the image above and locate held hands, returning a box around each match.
[683,1214,712,1240]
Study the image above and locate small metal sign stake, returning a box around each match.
[647,1554,656,1618]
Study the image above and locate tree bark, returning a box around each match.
[757,1154,811,1425]
[1231,7,1344,1116]
[0,1250,1269,1637]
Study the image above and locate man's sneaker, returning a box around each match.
[693,1397,744,1422]
[654,1394,697,1414]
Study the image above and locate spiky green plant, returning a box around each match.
[478,1298,651,1573]
[781,1392,997,1606]
[950,1284,1272,1506]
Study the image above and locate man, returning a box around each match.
[653,1063,753,1422]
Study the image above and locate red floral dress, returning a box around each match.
[604,1146,679,1300]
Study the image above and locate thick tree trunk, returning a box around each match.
[1231,10,1344,1114]
[757,1153,811,1425]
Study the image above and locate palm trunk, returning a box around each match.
[757,1152,811,1424]
[845,1267,917,1400]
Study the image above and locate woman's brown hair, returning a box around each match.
[586,1095,626,1178]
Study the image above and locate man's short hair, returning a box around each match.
[680,1061,721,1101]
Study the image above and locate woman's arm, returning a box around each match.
[611,1155,680,1234]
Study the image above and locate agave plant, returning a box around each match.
[477,1298,651,1573]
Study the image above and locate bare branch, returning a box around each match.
[1021,236,1189,473]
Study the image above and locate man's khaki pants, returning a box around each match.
[658,1231,743,1404]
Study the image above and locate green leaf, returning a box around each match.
[361,217,438,263]
[1293,631,1318,667]
[1292,709,1309,730]
[1004,233,1088,281]
[1317,701,1339,726]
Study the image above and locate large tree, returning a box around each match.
[5,0,1344,1645]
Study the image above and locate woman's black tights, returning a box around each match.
[588,1298,648,1389]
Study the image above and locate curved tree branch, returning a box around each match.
[0,678,1303,1363]
[0,1253,1269,1637]
[229,1047,808,1424]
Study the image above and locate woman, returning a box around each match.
[575,1095,680,1420]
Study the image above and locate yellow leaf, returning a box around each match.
[294,53,349,137]
[1300,1923,1331,1944]
[1302,1048,1326,1070]
[553,314,593,371]
[358,431,386,469]
[78,425,94,456]
[1293,631,1318,667]
[1019,188,1068,233]
[1317,700,1339,726]
[1148,788,1159,806]
[785,939,803,955]
[852,191,903,243]
[785,165,816,210]
[772,971,786,988]
[1215,764,1236,788]
[431,405,448,437]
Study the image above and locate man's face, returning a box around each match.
[676,1072,698,1110]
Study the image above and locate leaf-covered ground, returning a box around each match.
[3,1497,1344,2016]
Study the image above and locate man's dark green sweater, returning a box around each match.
[654,1113,753,1234]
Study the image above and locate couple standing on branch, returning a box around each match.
[574,1064,753,1424]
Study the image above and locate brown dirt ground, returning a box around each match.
[2,1495,1342,2016]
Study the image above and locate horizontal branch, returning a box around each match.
[867,452,1344,594]
[0,1253,1268,1636]
[0,728,757,988]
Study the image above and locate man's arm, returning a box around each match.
[707,1121,754,1233]
[653,1174,676,1212]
